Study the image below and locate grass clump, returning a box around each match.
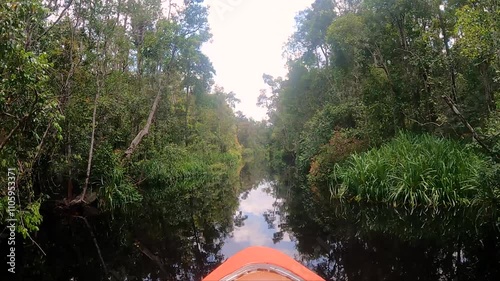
[331,132,494,208]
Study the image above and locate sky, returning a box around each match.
[201,0,314,120]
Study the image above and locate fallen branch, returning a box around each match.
[123,46,178,160]
[123,81,162,159]
[442,95,498,159]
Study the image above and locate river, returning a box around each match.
[15,168,500,280]
[222,177,500,280]
[221,180,298,258]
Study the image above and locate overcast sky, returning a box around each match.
[201,0,313,120]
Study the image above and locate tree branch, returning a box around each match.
[442,95,498,159]
[37,0,74,41]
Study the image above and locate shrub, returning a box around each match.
[308,130,366,188]
[297,103,359,172]
[331,132,494,207]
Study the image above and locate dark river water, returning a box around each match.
[227,179,500,281]
[9,168,500,280]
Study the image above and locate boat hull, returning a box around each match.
[202,246,325,281]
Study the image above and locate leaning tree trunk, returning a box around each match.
[81,80,101,201]
[442,95,498,160]
[123,46,177,160]
[123,80,163,159]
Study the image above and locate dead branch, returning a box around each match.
[442,95,498,159]
[123,81,162,159]
[122,45,178,160]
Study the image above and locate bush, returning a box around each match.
[297,103,359,172]
[308,130,365,188]
[331,132,495,207]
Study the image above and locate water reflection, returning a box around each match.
[279,181,500,281]
[222,181,298,259]
[16,162,500,281]
[18,170,240,281]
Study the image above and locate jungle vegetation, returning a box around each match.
[0,0,499,279]
[260,0,499,208]
[0,0,253,279]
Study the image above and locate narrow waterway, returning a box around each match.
[220,173,500,281]
[15,167,500,280]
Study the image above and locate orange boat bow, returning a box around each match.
[202,246,325,281]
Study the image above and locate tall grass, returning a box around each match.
[331,132,492,207]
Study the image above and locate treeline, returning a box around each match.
[261,0,499,207]
[0,0,242,252]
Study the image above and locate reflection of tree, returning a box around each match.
[273,231,285,244]
[261,181,293,244]
[233,211,248,228]
[240,190,251,200]
[276,170,500,281]
[19,172,240,281]
[263,210,277,229]
[238,158,271,193]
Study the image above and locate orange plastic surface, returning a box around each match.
[202,246,325,281]
[235,271,291,280]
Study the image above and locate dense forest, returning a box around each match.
[260,2,500,279]
[0,0,499,280]
[260,0,499,208]
[0,0,254,279]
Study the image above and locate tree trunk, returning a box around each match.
[439,8,458,102]
[123,81,163,159]
[442,95,498,160]
[82,82,100,200]
[81,35,109,201]
[184,84,190,146]
[479,62,496,112]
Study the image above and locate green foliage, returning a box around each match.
[93,146,142,211]
[236,113,270,164]
[297,103,359,172]
[308,130,366,187]
[455,0,500,65]
[265,0,499,213]
[0,0,63,238]
[138,145,212,188]
[280,176,500,281]
[332,133,493,207]
[16,201,43,238]
[0,0,243,243]
[0,198,43,238]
